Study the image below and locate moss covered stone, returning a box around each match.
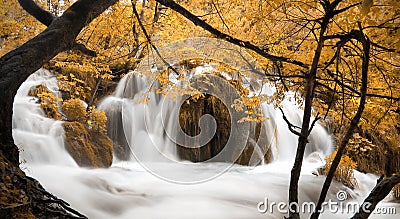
[63,121,113,168]
[28,84,61,120]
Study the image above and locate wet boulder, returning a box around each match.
[63,121,113,168]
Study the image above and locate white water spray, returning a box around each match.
[14,69,399,218]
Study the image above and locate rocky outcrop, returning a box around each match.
[104,108,132,161]
[63,121,113,168]
[28,84,61,120]
[177,94,271,166]
[0,155,33,219]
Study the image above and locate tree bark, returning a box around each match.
[311,28,370,219]
[0,0,118,217]
[351,174,400,219]
[287,20,328,219]
[18,0,56,26]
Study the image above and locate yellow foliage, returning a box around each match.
[36,92,62,120]
[62,98,87,123]
[392,183,400,200]
[324,151,358,189]
[87,107,107,133]
[346,133,385,174]
[2,0,400,175]
[0,0,45,56]
[28,84,62,120]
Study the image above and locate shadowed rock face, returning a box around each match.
[177,94,271,166]
[64,121,113,168]
[104,108,132,161]
[177,94,230,162]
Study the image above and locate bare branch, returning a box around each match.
[311,25,370,219]
[333,2,361,15]
[211,0,229,31]
[72,42,97,57]
[308,113,321,134]
[278,107,302,137]
[131,0,179,75]
[371,41,400,53]
[18,0,55,26]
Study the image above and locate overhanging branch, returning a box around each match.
[18,0,97,56]
[18,0,55,26]
[155,0,308,69]
[278,107,302,137]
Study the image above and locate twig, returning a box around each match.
[308,112,320,134]
[131,0,179,75]
[155,0,308,69]
[211,0,230,31]
[72,42,97,57]
[278,107,302,136]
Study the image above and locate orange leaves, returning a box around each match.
[87,106,107,133]
[360,0,373,16]
[62,99,87,123]
[0,0,45,56]
[324,150,358,188]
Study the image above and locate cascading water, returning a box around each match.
[99,73,178,163]
[99,69,332,164]
[15,69,399,218]
[14,69,76,167]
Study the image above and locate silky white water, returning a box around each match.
[14,69,399,218]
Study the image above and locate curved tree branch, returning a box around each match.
[18,0,97,56]
[0,1,118,217]
[155,0,308,69]
[0,0,118,164]
[18,0,55,26]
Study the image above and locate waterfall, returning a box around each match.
[98,70,332,164]
[260,93,333,161]
[14,69,76,167]
[14,69,399,219]
[99,73,179,163]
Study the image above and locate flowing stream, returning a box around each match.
[14,69,399,218]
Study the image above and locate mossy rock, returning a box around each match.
[63,121,113,168]
[235,122,272,165]
[28,84,61,120]
[28,84,49,97]
[348,128,400,176]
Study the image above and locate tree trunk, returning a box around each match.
[0,0,118,216]
[287,15,330,219]
[311,29,370,219]
[351,174,400,219]
[0,0,118,163]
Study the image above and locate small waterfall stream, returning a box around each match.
[13,69,76,166]
[14,69,399,218]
